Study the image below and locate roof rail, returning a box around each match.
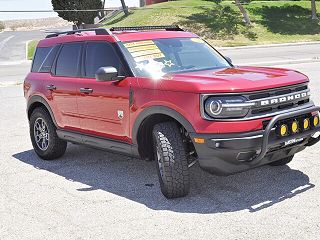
[109,25,184,32]
[45,28,111,38]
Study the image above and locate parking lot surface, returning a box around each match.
[0,41,320,239]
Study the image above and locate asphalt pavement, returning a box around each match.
[0,30,320,239]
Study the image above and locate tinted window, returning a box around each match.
[85,42,122,78]
[55,43,82,77]
[39,45,60,73]
[31,47,51,72]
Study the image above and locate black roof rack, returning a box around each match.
[45,26,184,39]
[45,28,111,38]
[109,25,184,32]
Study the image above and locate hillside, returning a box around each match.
[3,17,70,31]
[104,0,320,46]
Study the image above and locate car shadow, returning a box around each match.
[13,144,314,214]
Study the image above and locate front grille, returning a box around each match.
[244,83,311,119]
[247,84,308,100]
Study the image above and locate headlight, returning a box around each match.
[204,96,253,119]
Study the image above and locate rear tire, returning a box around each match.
[269,156,294,166]
[30,107,67,160]
[152,122,190,199]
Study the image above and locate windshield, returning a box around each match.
[120,37,231,78]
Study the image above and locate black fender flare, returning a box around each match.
[27,95,58,127]
[132,106,195,145]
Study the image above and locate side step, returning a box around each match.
[56,129,139,157]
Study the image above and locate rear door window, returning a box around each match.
[55,43,82,77]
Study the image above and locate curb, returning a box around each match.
[217,41,320,51]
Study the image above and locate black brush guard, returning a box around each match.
[251,106,320,162]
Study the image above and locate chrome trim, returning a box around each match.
[221,102,256,108]
[211,134,263,141]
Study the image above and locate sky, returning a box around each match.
[0,0,140,20]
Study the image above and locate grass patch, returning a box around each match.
[27,40,38,60]
[104,0,320,47]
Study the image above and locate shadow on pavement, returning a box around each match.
[13,144,314,213]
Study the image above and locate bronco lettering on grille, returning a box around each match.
[258,90,310,107]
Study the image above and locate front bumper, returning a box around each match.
[190,106,320,175]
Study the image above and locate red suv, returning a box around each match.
[24,26,320,198]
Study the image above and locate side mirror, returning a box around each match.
[225,56,232,64]
[95,67,125,82]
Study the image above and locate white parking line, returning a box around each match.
[0,35,14,52]
[0,60,30,66]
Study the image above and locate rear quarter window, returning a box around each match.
[31,45,60,73]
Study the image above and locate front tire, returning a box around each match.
[30,107,67,160]
[269,156,294,166]
[152,122,190,199]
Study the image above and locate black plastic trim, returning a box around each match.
[56,129,139,157]
[27,95,57,127]
[132,106,195,145]
[46,28,111,38]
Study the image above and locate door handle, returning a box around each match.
[46,85,56,91]
[80,88,93,94]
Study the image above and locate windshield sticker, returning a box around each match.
[134,53,165,62]
[126,45,159,53]
[124,40,155,48]
[163,60,175,67]
[124,40,165,62]
[131,49,162,58]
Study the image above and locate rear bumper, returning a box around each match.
[190,106,320,175]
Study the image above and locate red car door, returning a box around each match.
[48,43,83,130]
[76,41,131,143]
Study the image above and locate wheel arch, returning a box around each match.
[27,95,57,127]
[132,106,195,159]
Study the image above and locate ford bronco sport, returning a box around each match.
[24,26,320,199]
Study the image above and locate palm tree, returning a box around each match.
[235,0,251,26]
[311,0,318,20]
[120,0,129,16]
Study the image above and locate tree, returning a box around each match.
[52,0,103,26]
[234,0,251,26]
[120,0,129,16]
[311,0,318,20]
[101,0,106,18]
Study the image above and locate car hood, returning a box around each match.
[138,66,309,93]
